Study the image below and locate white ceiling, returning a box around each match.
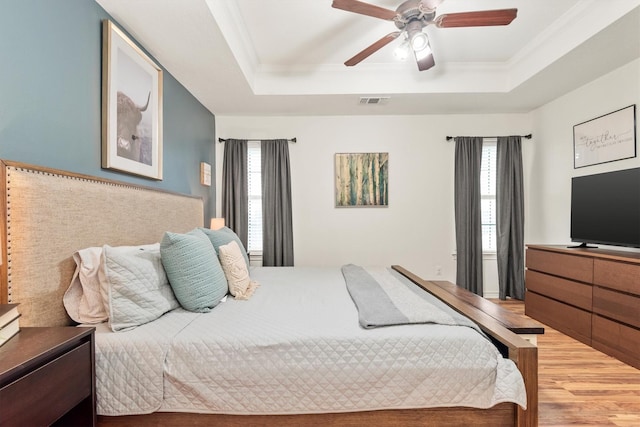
[96,0,640,116]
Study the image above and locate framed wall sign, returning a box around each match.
[335,152,388,207]
[573,105,636,168]
[102,20,163,180]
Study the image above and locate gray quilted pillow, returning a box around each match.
[101,244,179,332]
[160,228,228,312]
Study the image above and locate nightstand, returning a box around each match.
[0,327,96,426]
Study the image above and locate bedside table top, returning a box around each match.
[0,327,94,384]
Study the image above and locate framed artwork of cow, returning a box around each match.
[101,19,163,180]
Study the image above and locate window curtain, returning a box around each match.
[261,139,294,266]
[454,137,484,295]
[221,138,248,249]
[496,136,525,300]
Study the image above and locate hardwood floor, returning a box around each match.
[495,300,640,426]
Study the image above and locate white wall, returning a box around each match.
[529,58,640,247]
[216,113,533,297]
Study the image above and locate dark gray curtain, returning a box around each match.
[261,139,294,266]
[221,139,248,249]
[496,136,525,300]
[454,137,484,295]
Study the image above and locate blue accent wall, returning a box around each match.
[0,0,216,220]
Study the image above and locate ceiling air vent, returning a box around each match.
[359,96,390,105]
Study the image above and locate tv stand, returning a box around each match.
[525,244,640,369]
[567,242,598,249]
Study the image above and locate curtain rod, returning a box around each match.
[218,137,297,143]
[445,134,532,141]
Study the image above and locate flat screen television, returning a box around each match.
[571,167,640,248]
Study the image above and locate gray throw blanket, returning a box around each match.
[341,264,482,332]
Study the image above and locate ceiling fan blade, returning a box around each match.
[435,8,517,28]
[345,31,401,66]
[332,0,398,21]
[415,50,435,71]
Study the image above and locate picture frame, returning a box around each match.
[102,19,163,180]
[335,152,389,207]
[573,105,636,168]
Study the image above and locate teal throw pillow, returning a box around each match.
[199,227,250,269]
[160,228,228,312]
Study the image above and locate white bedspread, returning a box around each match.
[93,266,526,416]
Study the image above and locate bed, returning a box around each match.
[0,160,538,427]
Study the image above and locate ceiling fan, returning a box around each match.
[332,0,517,71]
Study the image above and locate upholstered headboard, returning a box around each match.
[0,160,204,326]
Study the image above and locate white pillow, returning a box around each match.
[218,240,258,300]
[63,247,108,323]
[101,244,179,332]
[62,243,161,324]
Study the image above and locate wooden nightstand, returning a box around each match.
[0,327,96,426]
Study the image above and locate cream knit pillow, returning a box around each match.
[218,240,258,299]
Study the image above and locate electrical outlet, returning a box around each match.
[435,265,442,276]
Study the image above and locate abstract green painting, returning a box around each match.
[335,152,388,207]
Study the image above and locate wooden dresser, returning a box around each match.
[525,244,640,369]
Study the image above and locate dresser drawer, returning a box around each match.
[593,259,640,295]
[525,291,592,345]
[592,314,640,369]
[0,341,92,426]
[526,248,593,283]
[526,270,592,310]
[593,286,640,329]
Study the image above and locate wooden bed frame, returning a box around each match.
[0,160,538,427]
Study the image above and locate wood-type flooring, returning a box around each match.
[495,299,640,426]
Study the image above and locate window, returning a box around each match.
[247,142,262,252]
[480,141,497,252]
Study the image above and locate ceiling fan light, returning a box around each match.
[415,44,432,60]
[410,31,429,52]
[393,41,410,61]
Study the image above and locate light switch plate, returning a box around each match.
[200,162,211,186]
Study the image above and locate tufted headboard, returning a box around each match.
[0,160,204,326]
